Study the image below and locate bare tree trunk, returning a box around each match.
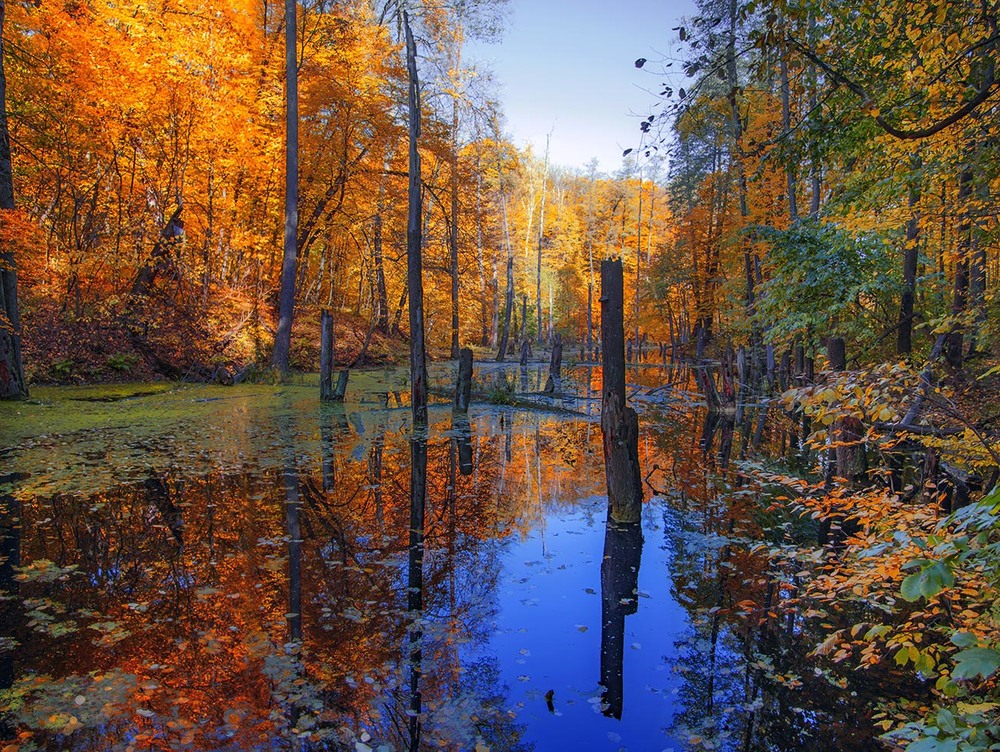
[405,13,427,426]
[496,188,514,362]
[454,347,472,413]
[320,310,334,400]
[535,132,550,346]
[780,22,798,222]
[897,155,921,355]
[373,178,390,332]
[449,87,461,358]
[0,12,27,399]
[947,165,974,369]
[270,0,299,374]
[601,259,642,523]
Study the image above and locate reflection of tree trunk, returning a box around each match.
[370,426,385,531]
[407,438,428,752]
[452,414,474,476]
[285,467,302,643]
[321,410,335,492]
[599,519,643,719]
[145,474,184,546]
[0,490,21,734]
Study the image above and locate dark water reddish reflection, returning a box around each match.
[0,365,905,750]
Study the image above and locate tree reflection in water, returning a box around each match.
[0,365,931,750]
[598,518,642,719]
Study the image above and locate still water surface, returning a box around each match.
[0,364,902,750]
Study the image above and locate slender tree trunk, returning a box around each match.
[270,0,299,374]
[634,171,643,359]
[0,0,27,399]
[405,13,427,426]
[726,0,752,315]
[496,187,514,362]
[373,170,390,332]
[476,151,490,346]
[535,133,550,346]
[780,26,798,222]
[968,179,989,356]
[320,310,334,400]
[449,68,462,358]
[897,155,921,355]
[946,165,974,369]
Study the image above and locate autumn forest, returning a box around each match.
[3,0,1000,750]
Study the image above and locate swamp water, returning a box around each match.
[0,365,910,751]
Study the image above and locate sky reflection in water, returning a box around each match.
[0,364,894,750]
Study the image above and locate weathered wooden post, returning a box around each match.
[320,310,334,400]
[454,347,472,413]
[549,332,563,378]
[543,332,563,394]
[600,259,643,523]
[320,310,348,402]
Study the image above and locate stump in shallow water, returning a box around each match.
[600,259,643,523]
[454,347,472,413]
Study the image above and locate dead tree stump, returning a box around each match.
[549,332,563,378]
[519,339,530,366]
[320,310,335,400]
[454,347,472,413]
[600,259,643,523]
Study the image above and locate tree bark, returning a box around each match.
[535,133,550,346]
[897,156,921,355]
[946,165,974,369]
[0,0,26,399]
[320,310,334,400]
[454,347,472,413]
[601,259,643,523]
[496,186,514,362]
[404,13,427,426]
[270,0,299,374]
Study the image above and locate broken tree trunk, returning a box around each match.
[549,332,563,378]
[320,310,335,400]
[454,347,472,413]
[600,259,643,523]
[320,310,348,402]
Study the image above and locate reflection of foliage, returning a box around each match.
[2,402,603,750]
[752,219,898,347]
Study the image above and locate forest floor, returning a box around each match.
[21,299,405,387]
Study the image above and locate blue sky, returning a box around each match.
[467,0,697,174]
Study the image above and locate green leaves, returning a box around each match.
[900,559,955,602]
[952,649,1000,681]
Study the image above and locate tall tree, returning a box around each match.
[0,0,25,399]
[405,11,427,426]
[271,0,300,374]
